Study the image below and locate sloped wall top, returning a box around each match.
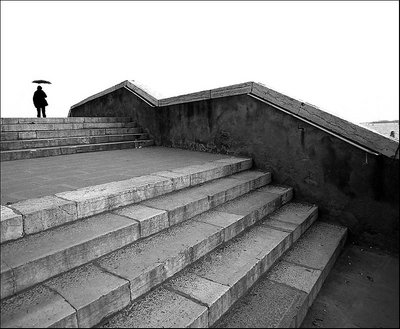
[70,80,399,158]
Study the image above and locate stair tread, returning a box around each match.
[1,133,147,143]
[0,168,263,299]
[0,187,294,328]
[0,140,153,153]
[214,222,347,328]
[97,202,317,328]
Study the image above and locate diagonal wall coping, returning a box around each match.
[69,80,399,159]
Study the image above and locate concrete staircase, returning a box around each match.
[0,117,154,161]
[0,157,347,328]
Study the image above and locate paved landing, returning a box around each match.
[301,244,399,328]
[0,147,232,205]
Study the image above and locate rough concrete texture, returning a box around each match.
[96,216,224,301]
[301,245,399,328]
[112,204,168,238]
[0,212,139,299]
[215,278,307,328]
[165,270,231,326]
[0,117,134,124]
[282,222,348,270]
[99,199,316,328]
[153,170,191,190]
[215,222,347,329]
[55,174,174,219]
[267,260,322,294]
[228,170,271,190]
[195,210,245,242]
[1,147,232,205]
[0,205,23,243]
[70,87,399,251]
[187,225,290,302]
[0,156,250,239]
[261,202,318,242]
[214,187,287,227]
[142,187,210,226]
[99,287,208,328]
[44,263,130,328]
[0,285,78,328]
[8,195,78,236]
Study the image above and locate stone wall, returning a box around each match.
[69,88,399,252]
[69,87,161,143]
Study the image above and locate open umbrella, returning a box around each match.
[32,80,52,84]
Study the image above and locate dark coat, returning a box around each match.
[33,89,48,108]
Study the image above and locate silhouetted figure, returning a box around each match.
[33,86,48,118]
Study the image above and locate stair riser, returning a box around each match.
[0,118,134,125]
[291,231,347,328]
[213,222,347,329]
[1,159,252,245]
[1,134,148,150]
[0,140,153,161]
[0,188,292,328]
[1,170,262,300]
[1,128,142,141]
[1,122,137,132]
[1,222,140,300]
[73,192,292,328]
[97,201,313,328]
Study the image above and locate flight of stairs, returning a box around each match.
[0,157,347,328]
[0,117,154,161]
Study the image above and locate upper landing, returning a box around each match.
[69,80,399,159]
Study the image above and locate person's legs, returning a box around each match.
[36,107,41,118]
[42,107,46,118]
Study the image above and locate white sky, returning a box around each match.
[1,1,399,123]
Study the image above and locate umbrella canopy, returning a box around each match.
[32,80,52,84]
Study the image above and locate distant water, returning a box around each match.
[360,121,399,141]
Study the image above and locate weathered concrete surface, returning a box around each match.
[0,205,23,243]
[142,188,210,226]
[301,244,399,328]
[262,202,318,242]
[56,174,174,219]
[1,133,146,150]
[165,271,231,326]
[214,186,292,228]
[215,222,347,328]
[44,263,130,328]
[216,278,307,328]
[0,212,139,299]
[0,285,78,328]
[96,217,224,301]
[8,195,78,236]
[99,200,317,328]
[1,127,142,141]
[1,147,232,205]
[0,117,134,125]
[1,140,153,162]
[113,204,168,238]
[69,84,399,251]
[99,287,208,328]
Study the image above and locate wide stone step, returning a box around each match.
[0,122,137,132]
[0,170,267,299]
[214,222,347,328]
[1,157,252,244]
[0,117,135,125]
[1,127,143,141]
[96,201,317,328]
[0,134,149,151]
[0,184,293,328]
[0,140,154,161]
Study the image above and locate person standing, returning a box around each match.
[33,85,48,118]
